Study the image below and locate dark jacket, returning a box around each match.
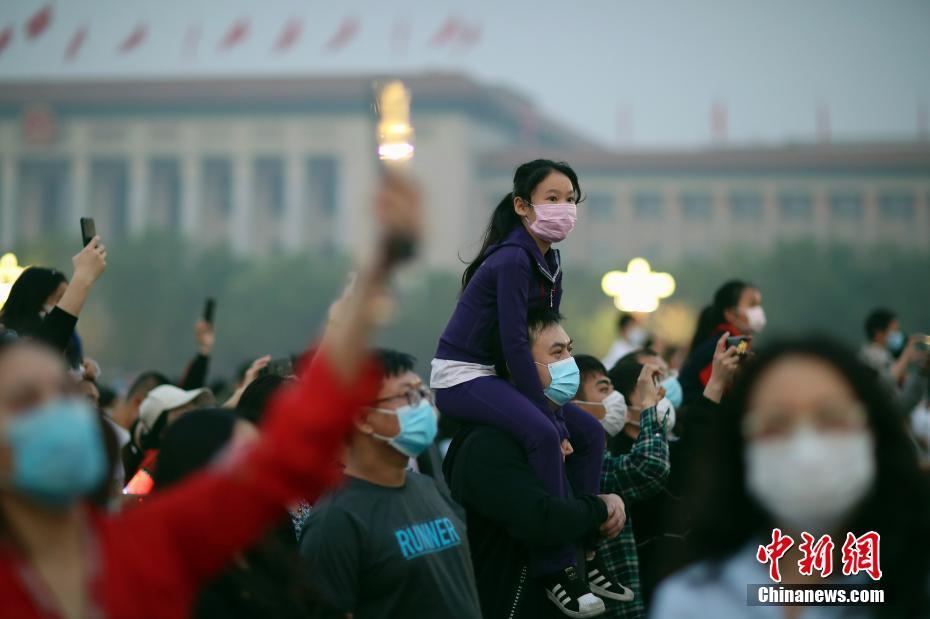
[435,225,562,419]
[443,425,607,619]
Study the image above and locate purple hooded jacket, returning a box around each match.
[435,225,564,422]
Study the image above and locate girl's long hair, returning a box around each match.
[461,159,582,291]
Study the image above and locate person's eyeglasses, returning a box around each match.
[371,387,433,408]
[742,402,868,439]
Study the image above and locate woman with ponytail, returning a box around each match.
[678,280,766,405]
[432,160,626,617]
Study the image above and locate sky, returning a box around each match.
[1,0,928,148]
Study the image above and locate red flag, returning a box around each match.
[274,18,302,52]
[390,18,410,55]
[458,22,482,48]
[711,100,727,143]
[325,17,359,51]
[0,27,12,56]
[816,103,831,143]
[118,23,147,54]
[220,18,249,50]
[65,27,87,61]
[429,17,462,47]
[26,5,52,40]
[183,24,201,59]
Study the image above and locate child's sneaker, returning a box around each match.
[587,552,634,602]
[542,566,606,618]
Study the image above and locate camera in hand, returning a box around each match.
[726,335,752,356]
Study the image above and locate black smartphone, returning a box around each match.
[202,298,216,325]
[726,335,751,356]
[261,357,295,378]
[80,217,96,247]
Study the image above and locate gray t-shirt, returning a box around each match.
[299,472,482,619]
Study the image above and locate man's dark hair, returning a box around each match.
[127,371,171,399]
[617,313,635,333]
[607,359,642,403]
[236,373,290,425]
[864,308,897,341]
[97,384,118,409]
[527,308,564,346]
[375,348,417,379]
[614,348,660,372]
[575,354,607,383]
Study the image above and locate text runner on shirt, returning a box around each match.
[299,348,482,619]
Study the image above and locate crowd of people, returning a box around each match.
[0,159,929,619]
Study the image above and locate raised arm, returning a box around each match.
[107,173,423,611]
[57,236,107,320]
[33,238,107,352]
[320,173,422,383]
[600,407,670,503]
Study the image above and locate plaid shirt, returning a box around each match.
[597,406,671,619]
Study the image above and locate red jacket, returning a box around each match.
[0,353,380,619]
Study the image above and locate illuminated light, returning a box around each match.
[378,142,415,161]
[601,258,676,313]
[376,80,415,164]
[0,253,26,310]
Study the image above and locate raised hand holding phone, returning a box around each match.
[56,221,108,319]
[704,332,743,403]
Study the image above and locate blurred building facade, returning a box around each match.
[2,73,929,270]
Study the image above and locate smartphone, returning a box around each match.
[202,298,216,325]
[261,357,295,378]
[726,335,751,356]
[80,217,96,247]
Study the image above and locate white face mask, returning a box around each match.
[744,306,767,333]
[626,326,648,347]
[656,397,677,437]
[746,428,875,533]
[599,391,627,436]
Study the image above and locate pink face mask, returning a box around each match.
[526,203,577,243]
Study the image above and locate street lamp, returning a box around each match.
[601,258,675,313]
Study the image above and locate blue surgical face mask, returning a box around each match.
[372,400,439,458]
[536,357,580,406]
[886,330,905,352]
[660,375,683,409]
[3,398,107,508]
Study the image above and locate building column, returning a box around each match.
[127,125,148,236]
[70,123,89,225]
[762,182,778,250]
[862,185,878,244]
[1,156,15,248]
[230,150,252,255]
[181,153,200,238]
[813,184,829,241]
[915,184,929,250]
[72,155,89,222]
[282,150,304,251]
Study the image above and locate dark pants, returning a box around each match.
[436,376,605,575]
